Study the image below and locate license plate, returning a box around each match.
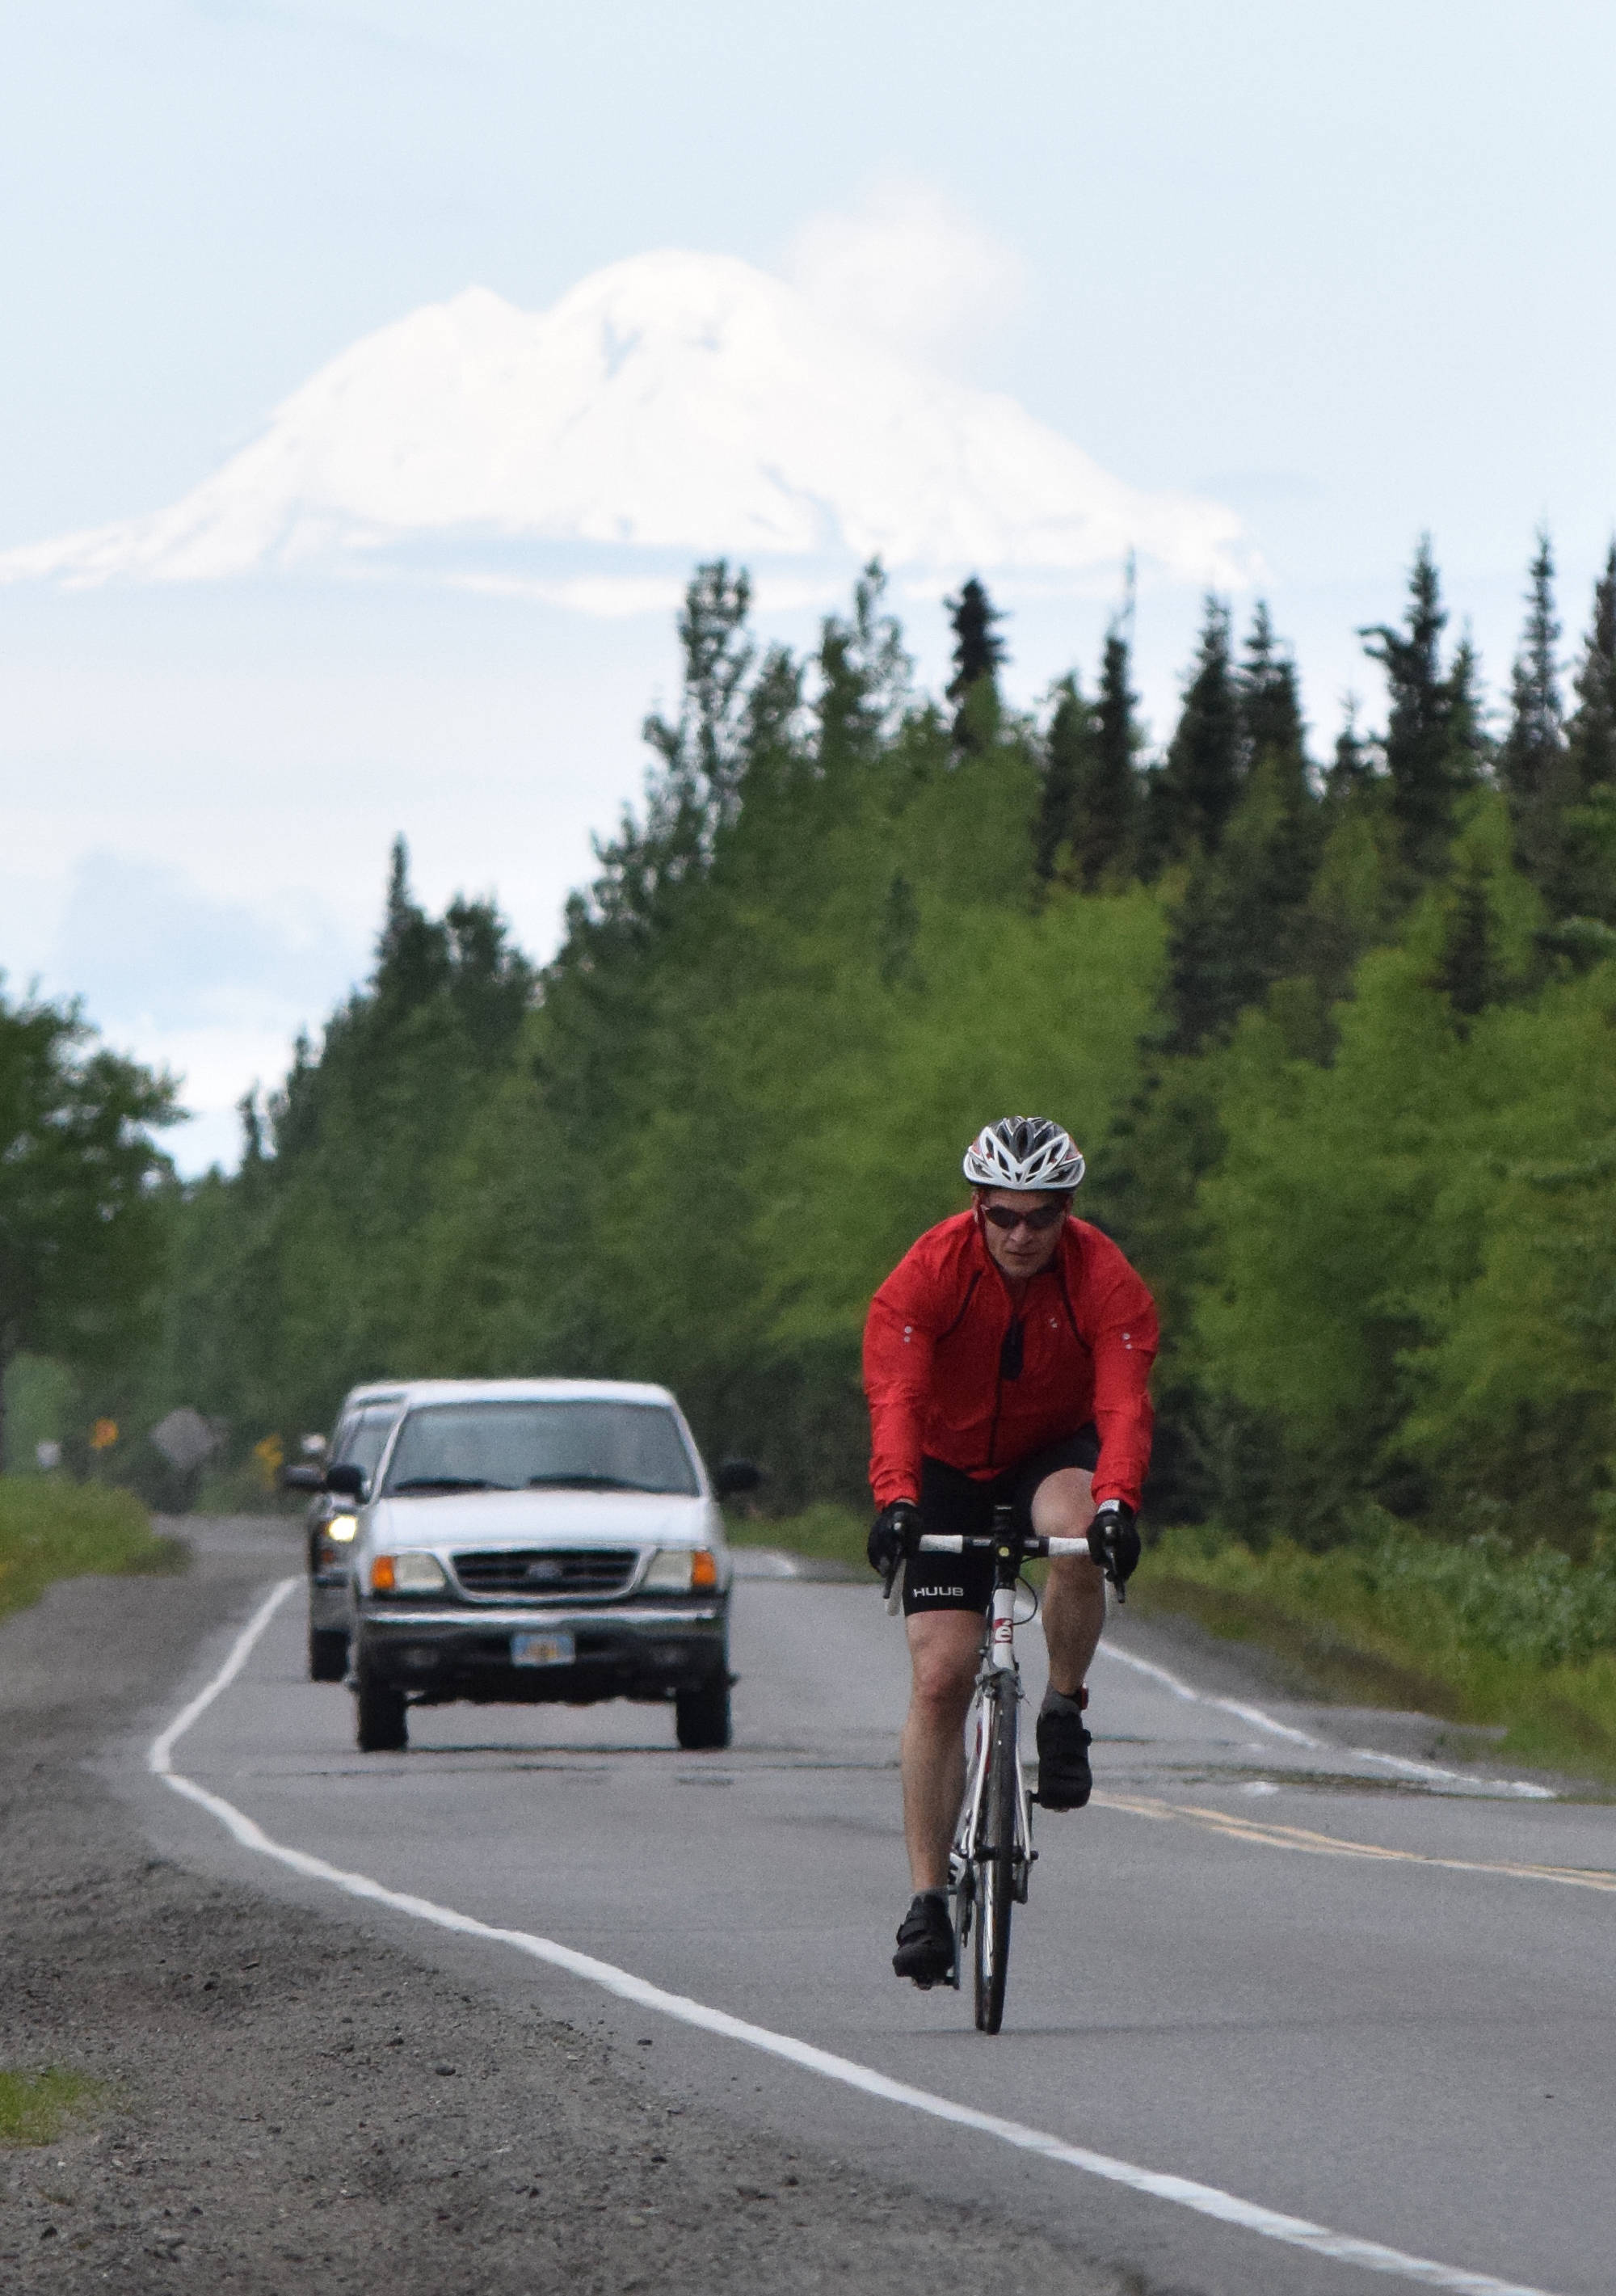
[511,1629,575,1668]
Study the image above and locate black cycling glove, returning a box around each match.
[1088,1500,1141,1589]
[868,1500,920,1579]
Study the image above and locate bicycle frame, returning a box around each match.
[951,1581,1037,1919]
[906,1514,1096,2015]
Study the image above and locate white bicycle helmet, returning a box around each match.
[962,1116,1085,1193]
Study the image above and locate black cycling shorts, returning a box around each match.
[902,1427,1102,1616]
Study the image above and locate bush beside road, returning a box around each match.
[1137,1523,1616,1784]
[0,1477,185,1623]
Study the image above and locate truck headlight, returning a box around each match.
[371,1552,446,1595]
[642,1548,719,1592]
[324,1511,358,1544]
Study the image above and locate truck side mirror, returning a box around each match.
[324,1461,366,1498]
[715,1458,761,1499]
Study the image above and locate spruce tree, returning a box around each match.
[1067,641,1140,890]
[1238,602,1308,771]
[1159,605,1324,1053]
[1092,626,1139,849]
[1033,674,1088,884]
[1554,543,1616,922]
[1326,698,1375,806]
[1434,862,1496,1025]
[945,575,1006,752]
[375,837,449,1017]
[1154,598,1242,862]
[1498,533,1570,893]
[1568,543,1616,794]
[1360,538,1478,878]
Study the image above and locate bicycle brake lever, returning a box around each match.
[1091,1527,1126,1602]
[882,1557,903,1616]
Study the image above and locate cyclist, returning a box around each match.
[864,1116,1156,1986]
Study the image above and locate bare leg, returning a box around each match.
[900,1609,983,1889]
[1031,1467,1105,1697]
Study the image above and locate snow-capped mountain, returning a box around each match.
[2,251,1248,598]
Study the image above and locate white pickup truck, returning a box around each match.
[304,1378,756,1755]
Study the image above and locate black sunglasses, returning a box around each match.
[981,1203,1066,1233]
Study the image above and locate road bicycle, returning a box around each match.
[886,1505,1124,2033]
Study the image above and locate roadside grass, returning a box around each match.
[0,1476,187,1623]
[726,1502,868,1571]
[1137,1523,1616,1785]
[731,1502,1616,1784]
[0,2067,110,2147]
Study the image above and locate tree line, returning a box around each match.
[10,532,1616,1559]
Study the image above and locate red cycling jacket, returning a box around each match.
[863,1210,1158,1512]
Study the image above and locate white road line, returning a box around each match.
[145,1578,1565,2296]
[1096,1641,1555,1798]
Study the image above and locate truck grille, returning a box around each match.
[452,1548,638,1599]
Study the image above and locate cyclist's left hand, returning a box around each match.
[1088,1500,1141,1588]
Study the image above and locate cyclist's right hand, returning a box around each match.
[868,1500,920,1582]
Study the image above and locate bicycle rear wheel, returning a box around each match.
[973,1682,1017,2033]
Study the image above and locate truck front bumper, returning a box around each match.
[352,1599,730,1704]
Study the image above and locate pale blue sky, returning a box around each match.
[4,1,1614,1165]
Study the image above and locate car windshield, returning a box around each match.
[335,1405,399,1481]
[381,1401,700,1498]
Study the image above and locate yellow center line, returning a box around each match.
[1090,1790,1616,1893]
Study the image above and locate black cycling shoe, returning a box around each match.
[892,1893,954,1987]
[1035,1702,1093,1809]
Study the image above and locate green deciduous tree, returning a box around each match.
[0,987,178,1469]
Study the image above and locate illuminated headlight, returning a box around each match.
[642,1548,719,1592]
[371,1552,447,1595]
[325,1512,358,1544]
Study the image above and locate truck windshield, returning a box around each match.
[382,1401,700,1498]
[334,1405,399,1481]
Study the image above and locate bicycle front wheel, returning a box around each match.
[974,1682,1017,2033]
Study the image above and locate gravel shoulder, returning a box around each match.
[0,1524,1130,2295]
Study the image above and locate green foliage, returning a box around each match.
[945,574,1007,752]
[0,986,177,1470]
[0,1476,181,1621]
[1148,595,1241,865]
[137,839,537,1452]
[1193,795,1612,1545]
[1499,531,1573,893]
[1361,537,1487,877]
[113,538,1616,1606]
[1142,1523,1616,1778]
[1,1354,76,1472]
[726,1502,867,1570]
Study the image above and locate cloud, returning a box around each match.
[27,852,370,1169]
[51,851,363,1037]
[784,179,1028,364]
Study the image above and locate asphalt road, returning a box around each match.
[120,1521,1616,2296]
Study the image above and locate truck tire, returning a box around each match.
[309,1627,348,1683]
[674,1678,731,1751]
[356,1662,408,1752]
